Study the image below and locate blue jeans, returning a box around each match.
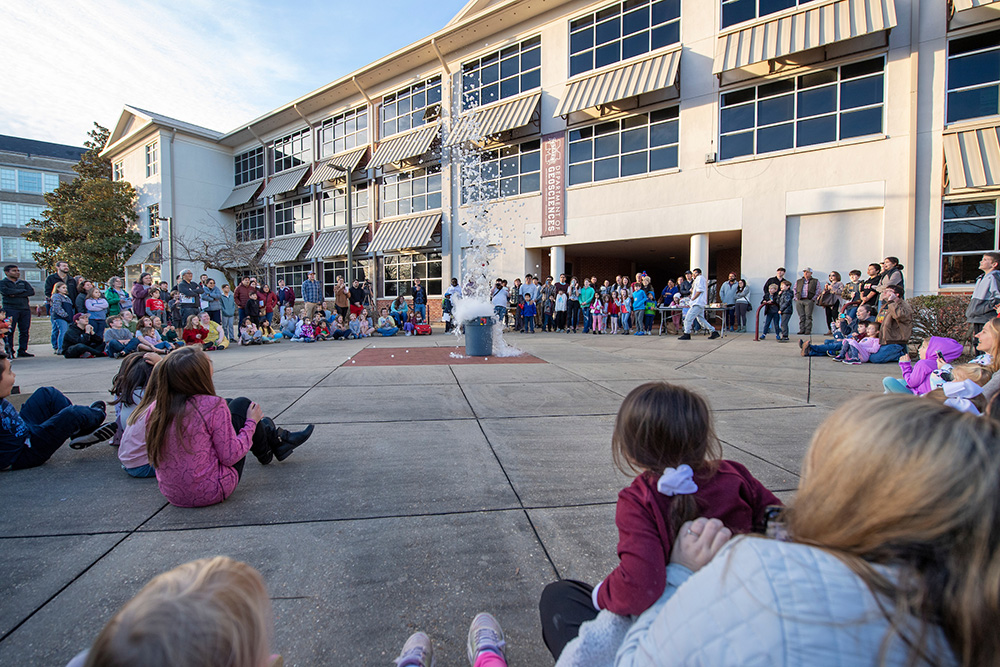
[494,306,506,323]
[805,340,841,356]
[581,305,592,333]
[106,338,140,357]
[762,312,780,336]
[882,377,914,394]
[10,387,104,470]
[152,341,173,352]
[868,343,906,364]
[525,317,535,333]
[51,317,69,352]
[377,326,398,336]
[124,463,156,478]
[221,315,235,341]
[414,304,427,321]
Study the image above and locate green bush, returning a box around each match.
[908,294,971,344]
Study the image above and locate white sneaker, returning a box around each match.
[467,613,505,666]
[394,632,433,667]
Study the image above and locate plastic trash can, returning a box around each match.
[464,319,494,357]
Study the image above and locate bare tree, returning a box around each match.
[174,217,266,286]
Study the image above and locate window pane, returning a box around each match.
[722,0,755,28]
[942,254,993,284]
[652,0,680,24]
[841,75,884,109]
[841,57,885,80]
[594,157,619,181]
[720,131,754,160]
[649,145,678,171]
[520,172,540,192]
[650,22,679,49]
[721,104,755,133]
[520,151,540,173]
[840,107,882,139]
[623,33,649,60]
[950,51,1000,90]
[571,27,594,54]
[500,77,519,99]
[948,87,999,123]
[571,52,594,76]
[569,163,592,185]
[945,201,996,218]
[621,127,648,153]
[595,133,620,158]
[623,7,649,35]
[595,42,621,69]
[796,115,837,147]
[596,17,621,44]
[757,123,794,153]
[798,69,838,89]
[621,151,648,177]
[759,0,796,18]
[521,69,541,91]
[797,86,837,117]
[569,141,593,163]
[521,47,541,71]
[757,94,794,125]
[950,29,1000,57]
[942,218,996,252]
[650,120,678,146]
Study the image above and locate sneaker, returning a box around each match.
[69,422,118,449]
[17,351,34,358]
[843,360,862,365]
[677,333,691,340]
[394,631,433,667]
[467,613,506,666]
[759,335,766,340]
[708,331,720,340]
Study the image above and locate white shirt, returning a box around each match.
[491,287,509,308]
[691,275,708,307]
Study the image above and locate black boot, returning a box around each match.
[252,417,276,465]
[272,424,314,462]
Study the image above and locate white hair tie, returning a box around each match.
[657,464,698,496]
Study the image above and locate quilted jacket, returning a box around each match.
[615,537,954,667]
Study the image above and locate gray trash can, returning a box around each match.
[464,319,494,357]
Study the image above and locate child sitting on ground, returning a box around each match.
[145,288,166,322]
[413,312,432,335]
[331,314,351,340]
[401,312,416,336]
[834,322,881,364]
[239,317,263,346]
[884,336,963,394]
[359,309,374,337]
[540,382,780,664]
[121,310,137,334]
[116,354,161,478]
[258,319,278,344]
[182,314,210,349]
[138,324,174,352]
[279,308,299,338]
[292,316,315,342]
[312,313,330,341]
[376,308,398,337]
[348,313,364,339]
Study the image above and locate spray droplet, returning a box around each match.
[351,360,355,364]
[391,354,394,358]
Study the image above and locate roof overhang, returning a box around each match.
[943,120,1000,193]
[949,0,1000,28]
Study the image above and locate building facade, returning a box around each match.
[0,135,84,299]
[103,0,1000,329]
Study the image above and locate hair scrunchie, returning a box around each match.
[657,464,698,496]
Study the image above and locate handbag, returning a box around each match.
[818,289,838,307]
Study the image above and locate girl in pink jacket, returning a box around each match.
[138,347,314,508]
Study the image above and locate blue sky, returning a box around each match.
[1,0,469,147]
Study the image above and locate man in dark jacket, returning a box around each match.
[0,264,35,358]
[411,279,428,321]
[44,261,78,354]
[177,269,203,326]
[62,314,106,358]
[234,276,254,325]
[965,252,1000,334]
[793,267,819,335]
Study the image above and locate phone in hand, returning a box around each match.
[936,350,945,362]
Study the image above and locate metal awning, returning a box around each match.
[713,0,897,74]
[304,148,368,186]
[943,123,1000,192]
[258,165,310,199]
[124,240,161,266]
[259,234,311,264]
[953,0,1000,11]
[368,123,440,170]
[305,226,366,260]
[220,241,265,268]
[950,0,1000,27]
[219,179,263,210]
[555,49,681,117]
[368,214,441,254]
[450,93,541,143]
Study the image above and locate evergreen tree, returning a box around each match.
[25,123,140,280]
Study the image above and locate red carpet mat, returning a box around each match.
[343,346,545,367]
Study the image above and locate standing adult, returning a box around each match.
[445,277,462,304]
[176,270,203,326]
[275,279,296,314]
[868,285,913,364]
[411,278,428,322]
[301,271,323,319]
[817,271,843,335]
[234,276,254,326]
[347,279,366,317]
[75,279,92,314]
[333,277,350,320]
[965,252,1000,335]
[105,276,132,318]
[45,261,78,354]
[198,274,211,311]
[566,277,580,333]
[491,279,509,324]
[718,272,739,332]
[678,268,719,340]
[0,264,34,358]
[678,271,693,298]
[875,256,905,306]
[259,284,277,325]
[762,267,785,295]
[793,268,819,335]
[734,279,751,333]
[202,278,223,324]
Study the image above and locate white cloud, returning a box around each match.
[0,0,306,145]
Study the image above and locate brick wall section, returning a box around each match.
[568,255,634,283]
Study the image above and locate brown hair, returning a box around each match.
[139,347,215,468]
[612,382,722,533]
[788,395,1000,666]
[84,557,272,667]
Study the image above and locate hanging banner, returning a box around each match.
[541,131,565,237]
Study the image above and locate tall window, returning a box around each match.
[383,251,442,297]
[113,161,125,182]
[719,57,884,161]
[235,147,265,185]
[274,263,313,298]
[273,197,312,236]
[2,204,45,227]
[948,29,1000,124]
[0,204,15,227]
[148,204,160,238]
[271,129,312,174]
[323,259,372,296]
[381,165,442,218]
[43,173,60,192]
[462,36,541,110]
[381,76,442,138]
[721,0,818,29]
[463,139,541,203]
[570,0,680,77]
[942,200,999,285]
[1,169,63,193]
[321,182,370,228]
[145,141,158,177]
[17,171,42,194]
[1,238,42,262]
[237,208,266,241]
[568,107,678,185]
[320,107,369,157]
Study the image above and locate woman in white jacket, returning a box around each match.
[616,394,999,667]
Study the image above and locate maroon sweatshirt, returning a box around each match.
[597,460,780,616]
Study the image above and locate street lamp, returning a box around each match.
[328,165,353,282]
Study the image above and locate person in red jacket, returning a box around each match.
[182,314,209,349]
[259,284,278,325]
[233,276,254,326]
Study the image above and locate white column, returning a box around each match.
[550,245,565,278]
[690,234,709,274]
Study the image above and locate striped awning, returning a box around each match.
[260,234,310,265]
[555,49,681,117]
[220,241,265,268]
[450,93,540,143]
[713,0,897,74]
[124,240,161,266]
[953,0,1000,11]
[305,226,366,260]
[368,123,440,170]
[258,165,310,198]
[219,179,263,210]
[943,123,1000,191]
[368,214,441,253]
[304,148,368,186]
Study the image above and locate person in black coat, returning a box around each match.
[0,264,35,357]
[62,314,105,358]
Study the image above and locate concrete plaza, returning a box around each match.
[0,330,887,665]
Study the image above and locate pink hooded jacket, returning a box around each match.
[899,336,964,395]
[153,395,257,508]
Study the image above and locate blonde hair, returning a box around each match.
[951,364,994,387]
[84,557,272,667]
[788,395,1000,666]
